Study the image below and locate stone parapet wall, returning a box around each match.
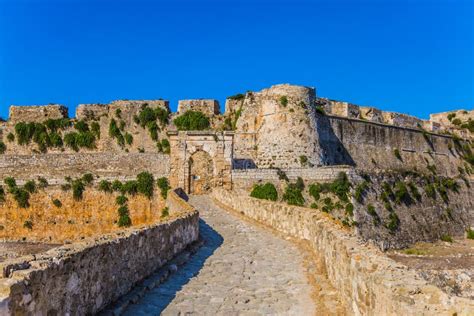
[0,153,170,182]
[0,199,199,315]
[8,105,68,123]
[177,99,220,116]
[211,188,474,315]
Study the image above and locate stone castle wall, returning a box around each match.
[211,188,474,315]
[177,99,220,116]
[0,191,199,315]
[9,105,68,124]
[320,116,463,176]
[0,153,170,183]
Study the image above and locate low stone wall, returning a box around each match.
[231,166,355,190]
[0,152,170,182]
[0,191,199,315]
[211,188,474,315]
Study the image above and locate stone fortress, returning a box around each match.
[0,84,473,314]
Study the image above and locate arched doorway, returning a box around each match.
[188,150,214,194]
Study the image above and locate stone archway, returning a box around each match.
[188,150,213,194]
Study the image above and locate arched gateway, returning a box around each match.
[168,131,234,194]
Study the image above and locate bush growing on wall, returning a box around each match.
[283,183,305,206]
[0,186,5,203]
[157,177,170,199]
[72,179,85,201]
[98,180,112,193]
[0,141,6,154]
[117,205,132,227]
[137,172,154,199]
[250,183,278,201]
[174,111,210,131]
[23,180,37,194]
[279,96,288,107]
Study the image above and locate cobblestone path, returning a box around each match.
[123,195,315,315]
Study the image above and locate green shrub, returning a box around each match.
[309,183,322,201]
[138,107,156,127]
[116,195,128,206]
[49,132,63,148]
[12,188,30,208]
[82,173,94,185]
[4,177,16,191]
[72,179,85,201]
[228,93,245,100]
[64,132,79,151]
[407,182,421,201]
[98,180,112,193]
[440,234,453,243]
[154,107,170,126]
[367,204,380,224]
[329,172,350,202]
[424,183,436,199]
[174,111,210,131]
[124,133,133,145]
[0,141,6,154]
[161,207,169,218]
[74,120,89,133]
[90,121,101,139]
[345,203,354,216]
[393,149,402,161]
[112,180,123,192]
[115,108,122,118]
[23,180,37,194]
[386,212,399,232]
[467,229,474,240]
[23,220,33,230]
[295,177,305,191]
[6,132,14,142]
[52,199,62,207]
[0,186,5,203]
[137,172,154,199]
[157,177,170,199]
[147,121,159,140]
[122,180,138,196]
[452,118,462,126]
[161,139,170,154]
[394,181,411,204]
[109,119,121,138]
[117,205,132,227]
[310,203,317,209]
[61,183,71,191]
[315,106,325,115]
[447,113,456,121]
[283,183,305,206]
[277,169,289,182]
[279,96,288,107]
[354,181,369,203]
[250,183,278,201]
[299,155,308,166]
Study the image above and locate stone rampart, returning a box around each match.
[0,193,199,315]
[8,105,68,123]
[211,188,474,315]
[0,153,170,182]
[177,99,220,116]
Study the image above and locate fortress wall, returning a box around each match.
[211,188,474,315]
[0,193,199,315]
[321,116,463,176]
[177,99,220,116]
[0,153,170,182]
[9,105,68,123]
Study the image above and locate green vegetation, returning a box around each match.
[424,183,436,199]
[161,207,169,218]
[447,113,456,121]
[23,180,37,194]
[6,132,14,142]
[82,173,94,185]
[228,93,245,100]
[309,183,322,201]
[157,138,170,154]
[354,181,369,203]
[64,131,96,151]
[124,133,133,145]
[250,183,278,201]
[72,179,85,201]
[345,203,354,216]
[283,181,305,206]
[23,220,33,230]
[299,155,308,166]
[315,106,325,115]
[367,204,380,225]
[74,120,89,133]
[385,212,399,232]
[109,119,125,147]
[98,180,113,193]
[440,234,453,243]
[451,118,462,126]
[157,177,170,199]
[407,182,421,201]
[115,108,122,118]
[52,199,62,208]
[467,229,474,240]
[136,172,154,199]
[117,205,132,227]
[393,149,402,161]
[394,181,410,204]
[279,96,288,107]
[116,195,128,206]
[90,121,100,139]
[174,111,210,131]
[0,186,5,203]
[277,169,289,182]
[0,141,6,154]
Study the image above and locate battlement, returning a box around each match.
[177,99,220,116]
[76,100,169,120]
[9,104,68,123]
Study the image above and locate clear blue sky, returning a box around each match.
[0,0,472,119]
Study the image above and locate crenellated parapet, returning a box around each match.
[177,99,220,116]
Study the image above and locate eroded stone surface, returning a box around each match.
[123,195,315,315]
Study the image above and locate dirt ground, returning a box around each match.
[0,242,59,263]
[388,238,474,270]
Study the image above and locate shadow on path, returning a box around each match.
[122,218,223,315]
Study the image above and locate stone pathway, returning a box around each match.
[122,195,315,315]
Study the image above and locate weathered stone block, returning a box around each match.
[178,99,220,116]
[9,105,68,123]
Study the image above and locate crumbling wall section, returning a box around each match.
[9,105,68,123]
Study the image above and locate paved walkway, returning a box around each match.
[123,195,315,315]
